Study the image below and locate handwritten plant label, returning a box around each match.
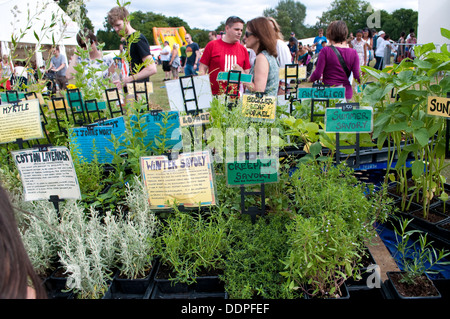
[130,111,182,150]
[68,126,115,163]
[226,157,279,186]
[242,94,277,122]
[325,106,373,133]
[126,81,153,100]
[179,112,212,127]
[0,99,43,144]
[297,87,346,100]
[217,72,253,83]
[278,65,307,80]
[140,150,216,209]
[11,146,81,201]
[427,96,450,118]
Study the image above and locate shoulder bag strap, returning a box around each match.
[330,45,351,79]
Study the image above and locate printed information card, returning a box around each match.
[140,150,216,209]
[12,146,81,201]
[0,99,43,144]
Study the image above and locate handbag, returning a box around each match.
[330,45,351,79]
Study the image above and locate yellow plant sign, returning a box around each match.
[427,96,450,118]
[241,94,277,122]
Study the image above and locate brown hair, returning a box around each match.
[267,17,284,41]
[107,6,129,26]
[0,184,47,299]
[246,17,278,57]
[326,20,348,43]
[76,28,98,48]
[225,16,245,27]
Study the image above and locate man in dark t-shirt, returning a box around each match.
[107,6,156,88]
[184,33,200,76]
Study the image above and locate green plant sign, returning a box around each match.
[217,72,253,83]
[226,157,278,186]
[325,107,373,133]
[297,87,345,99]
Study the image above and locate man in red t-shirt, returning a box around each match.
[199,16,251,96]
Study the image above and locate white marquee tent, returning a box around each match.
[0,0,79,67]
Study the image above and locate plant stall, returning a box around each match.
[0,1,450,304]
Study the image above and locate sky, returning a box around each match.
[84,0,419,33]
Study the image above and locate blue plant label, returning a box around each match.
[130,111,182,151]
[68,126,115,164]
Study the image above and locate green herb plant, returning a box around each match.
[155,206,232,285]
[391,216,450,285]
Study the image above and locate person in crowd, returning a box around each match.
[309,20,360,100]
[396,31,406,63]
[159,40,172,81]
[288,37,298,63]
[362,27,373,66]
[208,31,217,42]
[107,5,157,89]
[169,43,181,80]
[66,28,115,85]
[234,16,279,96]
[1,54,13,90]
[0,183,47,299]
[312,28,327,56]
[184,33,200,76]
[374,30,386,70]
[267,17,291,69]
[296,42,313,78]
[48,46,67,91]
[180,42,187,72]
[406,32,417,59]
[12,61,27,89]
[199,16,251,95]
[350,29,367,72]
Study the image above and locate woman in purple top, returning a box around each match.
[309,20,360,100]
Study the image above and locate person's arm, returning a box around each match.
[65,54,79,80]
[169,49,176,64]
[194,49,200,69]
[236,54,269,93]
[309,49,326,82]
[198,62,209,75]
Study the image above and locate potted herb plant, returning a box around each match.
[280,160,390,299]
[386,216,450,299]
[152,205,232,299]
[106,177,160,299]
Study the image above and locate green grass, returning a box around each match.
[149,64,171,110]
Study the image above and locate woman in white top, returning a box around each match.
[350,29,367,71]
[267,17,291,69]
[66,29,115,85]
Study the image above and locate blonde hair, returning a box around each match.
[267,17,284,41]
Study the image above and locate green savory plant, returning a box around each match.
[222,214,293,299]
[391,216,450,285]
[281,161,392,298]
[155,206,232,285]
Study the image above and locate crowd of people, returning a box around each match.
[0,4,418,103]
